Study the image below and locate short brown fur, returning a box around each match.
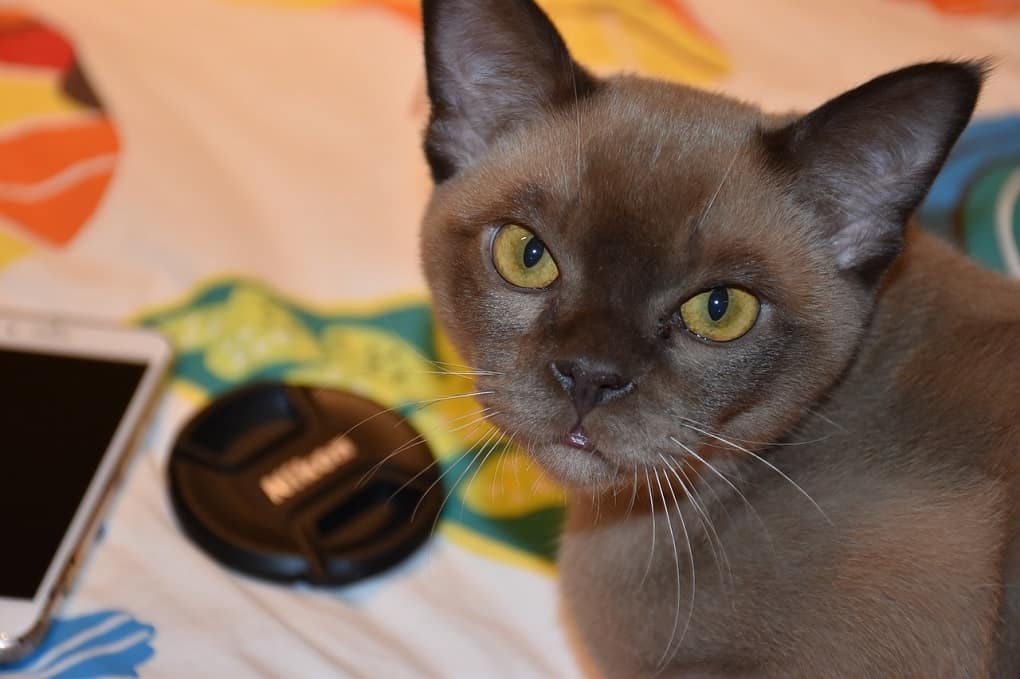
[420,1,1019,676]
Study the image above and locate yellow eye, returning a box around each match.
[680,286,760,342]
[491,224,559,289]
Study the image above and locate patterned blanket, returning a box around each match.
[0,1,1017,676]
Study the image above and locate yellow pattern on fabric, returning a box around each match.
[0,75,84,127]
[0,229,29,269]
[140,279,566,568]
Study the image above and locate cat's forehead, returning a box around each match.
[427,74,809,306]
[460,78,778,252]
[465,78,767,216]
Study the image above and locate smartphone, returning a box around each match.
[0,310,171,663]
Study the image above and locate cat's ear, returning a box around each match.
[763,61,985,279]
[422,0,595,182]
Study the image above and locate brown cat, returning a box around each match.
[418,0,1020,676]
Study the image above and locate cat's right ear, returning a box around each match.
[422,0,595,182]
[762,61,984,282]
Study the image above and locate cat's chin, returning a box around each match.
[526,441,628,490]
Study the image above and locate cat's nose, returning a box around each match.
[550,359,635,419]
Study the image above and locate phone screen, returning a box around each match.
[0,349,146,600]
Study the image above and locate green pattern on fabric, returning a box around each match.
[139,279,565,564]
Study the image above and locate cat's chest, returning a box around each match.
[557,461,1007,678]
[558,504,769,677]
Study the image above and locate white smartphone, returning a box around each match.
[0,310,171,663]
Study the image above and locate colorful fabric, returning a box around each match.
[0,1,1017,676]
[919,116,1020,276]
[0,11,118,253]
[139,280,566,569]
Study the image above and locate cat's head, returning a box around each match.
[419,0,983,489]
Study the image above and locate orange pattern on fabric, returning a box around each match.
[918,0,1020,14]
[0,170,114,246]
[352,0,419,21]
[231,0,728,84]
[0,12,32,29]
[0,11,118,253]
[0,118,116,184]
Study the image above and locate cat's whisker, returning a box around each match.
[388,418,494,502]
[380,409,491,469]
[330,391,494,459]
[659,453,731,593]
[664,409,831,448]
[568,59,583,195]
[412,370,499,378]
[418,427,502,527]
[359,409,497,488]
[805,407,849,434]
[530,470,545,497]
[424,359,503,376]
[409,430,492,522]
[683,468,735,595]
[678,464,741,610]
[649,127,667,170]
[640,467,657,588]
[693,143,741,234]
[445,406,495,426]
[675,419,834,526]
[684,458,733,525]
[390,427,490,508]
[652,467,695,670]
[460,431,508,521]
[625,466,639,523]
[518,441,534,490]
[491,428,517,502]
[670,436,776,558]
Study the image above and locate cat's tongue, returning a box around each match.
[566,427,595,451]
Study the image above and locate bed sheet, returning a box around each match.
[0,1,1017,677]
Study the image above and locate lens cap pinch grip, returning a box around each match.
[167,382,442,585]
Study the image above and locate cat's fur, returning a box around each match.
[419,0,1020,676]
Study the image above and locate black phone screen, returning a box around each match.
[0,349,146,600]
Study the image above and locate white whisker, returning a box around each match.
[458,431,507,521]
[670,437,776,557]
[491,428,517,502]
[640,467,656,587]
[359,410,496,488]
[568,59,583,194]
[693,144,740,233]
[676,420,833,526]
[660,454,730,592]
[425,359,503,375]
[625,466,639,522]
[413,427,499,523]
[652,467,695,670]
[805,407,848,433]
[428,429,503,530]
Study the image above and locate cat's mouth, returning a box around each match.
[564,425,597,453]
[561,424,614,463]
[520,422,630,487]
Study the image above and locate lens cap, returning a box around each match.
[167,381,441,585]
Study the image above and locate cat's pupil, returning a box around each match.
[708,287,729,322]
[523,237,545,268]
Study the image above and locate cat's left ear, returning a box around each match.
[422,0,595,182]
[763,61,986,279]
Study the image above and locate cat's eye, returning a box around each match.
[680,286,760,342]
[491,223,559,289]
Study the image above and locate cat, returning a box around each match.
[418,0,1020,676]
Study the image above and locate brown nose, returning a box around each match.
[550,359,635,419]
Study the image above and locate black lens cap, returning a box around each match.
[167,381,441,585]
